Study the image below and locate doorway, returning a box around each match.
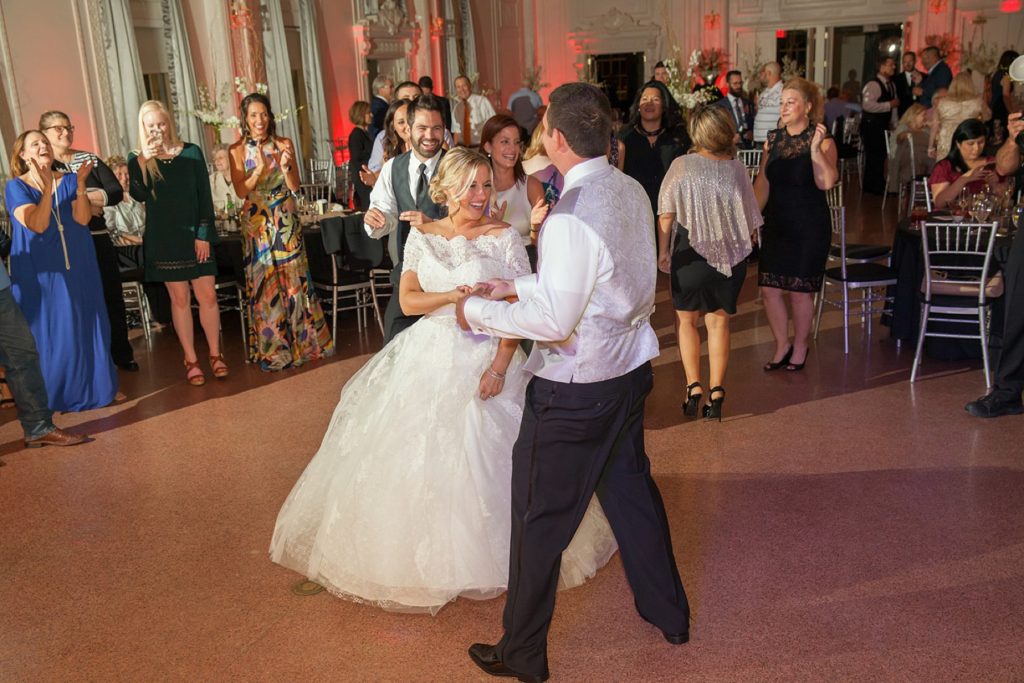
[593,52,644,122]
[831,24,903,95]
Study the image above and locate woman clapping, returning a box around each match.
[5,130,118,411]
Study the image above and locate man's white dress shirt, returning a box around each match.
[463,157,659,383]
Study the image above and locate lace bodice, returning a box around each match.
[402,225,530,299]
[766,126,830,163]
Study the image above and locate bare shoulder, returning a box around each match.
[483,219,512,237]
[417,217,449,236]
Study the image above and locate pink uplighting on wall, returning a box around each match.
[1000,0,1021,12]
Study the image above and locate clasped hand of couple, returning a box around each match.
[447,279,517,402]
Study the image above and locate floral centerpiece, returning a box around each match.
[662,49,727,111]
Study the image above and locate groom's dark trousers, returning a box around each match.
[497,361,690,677]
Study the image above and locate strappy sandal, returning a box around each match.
[184,359,206,386]
[209,355,229,379]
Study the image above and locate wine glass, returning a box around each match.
[970,195,994,223]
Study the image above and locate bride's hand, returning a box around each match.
[447,285,473,304]
[478,367,505,401]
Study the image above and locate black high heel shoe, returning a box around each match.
[786,348,809,371]
[763,346,793,372]
[682,382,703,417]
[703,386,725,422]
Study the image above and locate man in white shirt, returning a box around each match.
[753,61,783,144]
[451,74,496,147]
[457,83,690,683]
[365,82,455,174]
[859,55,899,195]
[364,94,447,341]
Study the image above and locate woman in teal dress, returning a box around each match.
[228,93,332,370]
[5,130,118,411]
[127,100,226,386]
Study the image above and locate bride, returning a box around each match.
[270,148,617,614]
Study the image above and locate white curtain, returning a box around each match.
[298,0,331,162]
[99,0,146,156]
[160,0,205,152]
[262,0,303,176]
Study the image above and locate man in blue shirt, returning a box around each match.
[0,233,87,448]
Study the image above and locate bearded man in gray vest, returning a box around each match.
[456,83,690,682]
[364,94,447,342]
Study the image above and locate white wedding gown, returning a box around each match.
[270,226,617,614]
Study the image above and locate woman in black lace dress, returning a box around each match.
[753,77,838,371]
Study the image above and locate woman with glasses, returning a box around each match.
[40,110,137,372]
[228,93,332,371]
[128,100,225,386]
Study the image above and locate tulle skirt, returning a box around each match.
[270,313,618,614]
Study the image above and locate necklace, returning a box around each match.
[30,175,71,270]
[638,124,665,138]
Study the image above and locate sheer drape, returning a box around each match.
[160,0,205,151]
[298,0,331,164]
[99,0,146,156]
[262,0,303,176]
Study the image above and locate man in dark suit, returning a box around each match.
[913,46,953,108]
[368,74,393,140]
[715,70,755,149]
[893,51,923,118]
[363,94,447,342]
[966,113,1024,418]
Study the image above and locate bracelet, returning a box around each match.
[486,368,506,381]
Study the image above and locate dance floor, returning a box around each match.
[2,193,1023,681]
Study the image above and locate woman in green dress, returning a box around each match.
[127,100,226,386]
[228,93,332,370]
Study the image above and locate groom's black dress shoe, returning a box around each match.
[661,630,690,645]
[468,643,549,682]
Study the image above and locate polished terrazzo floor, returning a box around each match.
[2,191,1023,682]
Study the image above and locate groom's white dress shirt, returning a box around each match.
[463,156,659,383]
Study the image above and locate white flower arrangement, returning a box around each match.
[192,78,302,136]
[662,54,721,111]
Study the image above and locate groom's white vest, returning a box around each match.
[542,163,659,383]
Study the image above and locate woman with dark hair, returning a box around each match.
[40,110,136,372]
[615,79,691,215]
[347,100,373,209]
[5,130,118,410]
[357,98,412,189]
[480,114,548,253]
[929,118,1008,210]
[990,50,1020,145]
[228,92,332,371]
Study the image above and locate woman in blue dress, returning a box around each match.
[4,130,117,411]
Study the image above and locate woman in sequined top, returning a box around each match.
[657,106,762,421]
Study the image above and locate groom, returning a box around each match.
[455,83,690,682]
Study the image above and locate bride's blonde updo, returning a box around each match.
[429,147,494,215]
